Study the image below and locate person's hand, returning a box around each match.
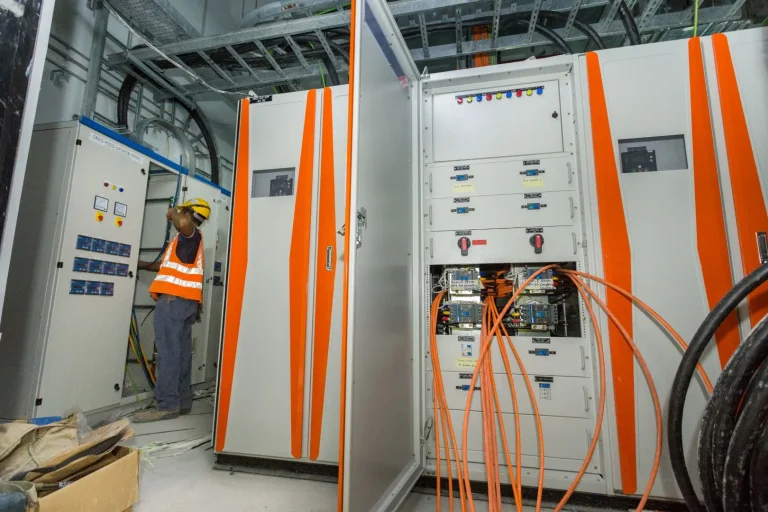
[166,207,175,221]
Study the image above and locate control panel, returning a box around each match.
[422,60,599,480]
[35,123,148,416]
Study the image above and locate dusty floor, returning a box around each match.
[124,400,555,512]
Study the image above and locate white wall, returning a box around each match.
[35,0,237,187]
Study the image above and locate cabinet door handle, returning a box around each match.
[325,246,333,271]
[567,162,573,184]
[429,204,433,226]
[572,232,578,255]
[430,238,434,259]
[569,196,575,219]
[429,173,433,194]
[580,345,586,370]
[583,386,590,412]
[586,428,592,449]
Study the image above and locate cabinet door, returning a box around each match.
[341,1,421,510]
[38,123,148,416]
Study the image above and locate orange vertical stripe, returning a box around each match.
[309,88,337,461]
[215,99,250,452]
[688,38,741,367]
[289,89,318,459]
[586,52,636,495]
[338,0,357,508]
[712,33,768,328]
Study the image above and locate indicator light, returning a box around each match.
[506,91,512,98]
[115,218,123,227]
[516,90,522,97]
[476,94,482,102]
[112,185,117,190]
[119,187,124,192]
[467,96,473,103]
[103,182,109,187]
[95,213,104,222]
[457,97,463,104]
[496,93,502,99]
[537,87,544,95]
[527,89,533,96]
[486,94,492,100]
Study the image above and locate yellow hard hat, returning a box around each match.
[179,198,211,223]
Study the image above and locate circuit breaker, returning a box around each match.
[0,120,148,419]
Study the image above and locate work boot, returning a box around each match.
[131,408,180,423]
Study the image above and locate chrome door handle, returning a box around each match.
[325,246,333,271]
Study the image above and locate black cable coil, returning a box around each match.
[668,263,768,512]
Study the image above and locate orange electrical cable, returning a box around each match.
[434,361,442,512]
[551,275,607,512]
[486,299,524,512]
[491,302,546,511]
[575,280,663,512]
[430,293,471,512]
[461,266,556,512]
[560,269,713,394]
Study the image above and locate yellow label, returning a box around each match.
[456,357,478,368]
[453,183,475,193]
[522,176,544,187]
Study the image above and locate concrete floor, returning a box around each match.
[124,401,553,512]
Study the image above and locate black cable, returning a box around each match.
[509,19,572,55]
[697,316,768,512]
[722,361,768,510]
[116,65,221,185]
[750,425,768,512]
[618,0,641,45]
[538,11,606,50]
[668,263,768,512]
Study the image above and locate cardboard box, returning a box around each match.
[37,447,139,512]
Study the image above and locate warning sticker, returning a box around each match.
[456,357,478,368]
[523,176,544,188]
[460,343,473,357]
[453,183,475,193]
[89,132,145,164]
[538,382,552,400]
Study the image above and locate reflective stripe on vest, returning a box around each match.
[148,231,204,302]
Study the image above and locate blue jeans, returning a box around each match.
[153,294,198,412]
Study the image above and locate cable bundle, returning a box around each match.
[429,265,716,511]
[669,264,768,512]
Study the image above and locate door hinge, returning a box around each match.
[356,207,367,249]
[56,262,63,268]
[75,139,82,146]
[35,398,43,406]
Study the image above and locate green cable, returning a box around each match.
[315,3,350,15]
[125,364,141,403]
[693,0,699,36]
[762,16,768,26]
[320,62,326,87]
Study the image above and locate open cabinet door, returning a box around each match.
[340,0,420,510]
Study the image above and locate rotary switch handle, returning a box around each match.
[458,236,471,256]
[530,233,544,254]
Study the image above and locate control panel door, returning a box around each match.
[342,0,420,510]
[37,124,148,416]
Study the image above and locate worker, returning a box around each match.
[132,198,210,423]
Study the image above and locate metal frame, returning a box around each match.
[104,0,752,101]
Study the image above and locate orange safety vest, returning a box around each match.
[148,231,204,302]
